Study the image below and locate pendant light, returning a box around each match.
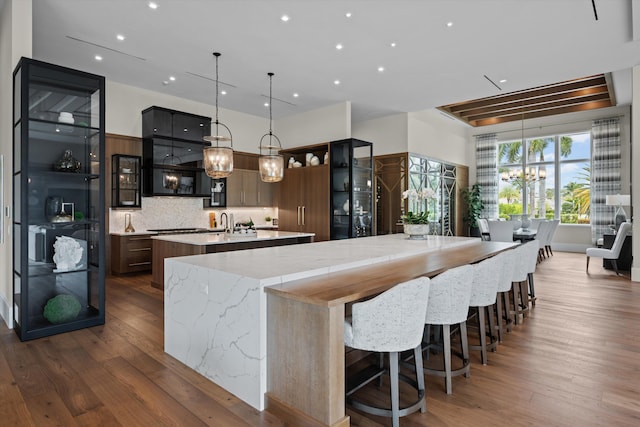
[203,52,234,178]
[258,72,284,183]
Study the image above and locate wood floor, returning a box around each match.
[1,251,639,426]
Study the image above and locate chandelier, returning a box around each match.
[501,167,546,182]
[203,52,234,178]
[258,72,284,183]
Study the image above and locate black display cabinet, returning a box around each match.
[329,138,373,239]
[142,106,213,197]
[13,57,105,341]
[112,154,141,208]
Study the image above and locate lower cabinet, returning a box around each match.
[111,234,153,274]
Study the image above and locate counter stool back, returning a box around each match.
[468,254,502,365]
[344,277,431,427]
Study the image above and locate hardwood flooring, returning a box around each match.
[1,252,639,426]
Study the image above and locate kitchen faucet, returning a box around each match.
[220,212,228,232]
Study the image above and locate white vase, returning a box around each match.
[403,223,430,240]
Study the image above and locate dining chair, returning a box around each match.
[468,254,502,365]
[586,222,632,276]
[423,264,474,395]
[478,218,490,241]
[488,220,515,242]
[344,277,431,427]
[534,220,552,261]
[544,219,560,257]
[529,217,545,230]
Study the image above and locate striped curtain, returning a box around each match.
[591,118,621,243]
[475,134,498,219]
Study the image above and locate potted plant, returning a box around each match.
[462,183,484,237]
[402,188,436,239]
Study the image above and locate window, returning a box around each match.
[498,131,590,224]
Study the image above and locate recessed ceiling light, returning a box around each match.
[220,90,227,95]
[446,21,453,27]
[116,34,125,41]
[94,55,103,61]
[336,43,343,50]
[148,2,158,10]
[499,79,507,83]
[162,80,169,85]
[345,12,352,18]
[334,80,340,85]
[281,14,290,22]
[293,93,299,98]
[264,102,269,107]
[378,66,385,72]
[169,76,176,81]
[390,42,397,48]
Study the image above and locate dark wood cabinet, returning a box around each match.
[13,57,105,340]
[111,234,153,274]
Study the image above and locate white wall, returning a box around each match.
[407,110,470,166]
[276,101,351,148]
[107,81,268,154]
[352,113,408,155]
[0,0,32,327]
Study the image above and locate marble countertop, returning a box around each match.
[167,234,478,282]
[151,230,314,245]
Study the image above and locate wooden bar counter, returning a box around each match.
[264,239,516,427]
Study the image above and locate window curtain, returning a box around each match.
[591,117,621,243]
[475,133,498,219]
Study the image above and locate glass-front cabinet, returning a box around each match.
[330,139,373,239]
[13,57,105,341]
[112,154,141,208]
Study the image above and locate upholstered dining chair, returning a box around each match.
[344,277,431,427]
[478,218,490,241]
[534,220,552,261]
[586,221,632,276]
[423,264,474,395]
[468,254,502,365]
[488,220,514,242]
[544,219,560,257]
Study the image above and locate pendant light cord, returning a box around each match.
[214,52,221,137]
[268,72,274,136]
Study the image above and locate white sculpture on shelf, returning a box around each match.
[53,236,84,272]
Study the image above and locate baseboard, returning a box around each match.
[0,293,13,329]
[553,243,590,253]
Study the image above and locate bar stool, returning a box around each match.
[468,254,502,365]
[510,241,538,323]
[494,248,517,342]
[344,277,431,427]
[422,264,474,395]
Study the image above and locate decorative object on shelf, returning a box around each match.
[606,194,631,231]
[288,157,295,168]
[402,188,436,239]
[43,294,82,324]
[213,181,225,192]
[343,176,349,191]
[52,236,84,272]
[204,52,234,178]
[53,149,81,173]
[324,152,329,164]
[258,73,284,182]
[309,156,320,166]
[343,199,350,214]
[124,213,135,232]
[58,112,74,124]
[45,195,63,220]
[51,202,74,223]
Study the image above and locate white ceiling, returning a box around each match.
[30,0,640,123]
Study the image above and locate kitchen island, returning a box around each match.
[164,234,516,421]
[151,230,315,289]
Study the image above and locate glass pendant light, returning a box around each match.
[203,52,234,178]
[258,72,284,183]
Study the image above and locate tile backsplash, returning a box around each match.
[109,197,277,233]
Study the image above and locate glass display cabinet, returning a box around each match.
[13,57,105,341]
[330,139,373,239]
[112,154,141,208]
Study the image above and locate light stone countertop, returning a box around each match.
[151,230,314,246]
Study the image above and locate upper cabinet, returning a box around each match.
[226,169,274,207]
[111,154,141,208]
[142,107,212,197]
[12,57,105,340]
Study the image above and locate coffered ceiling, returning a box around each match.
[25,0,640,123]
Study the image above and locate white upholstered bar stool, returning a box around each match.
[344,277,431,427]
[510,241,538,323]
[422,264,474,395]
[523,239,540,308]
[494,249,517,342]
[468,254,502,365]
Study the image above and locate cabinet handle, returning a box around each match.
[128,261,152,267]
[297,206,301,225]
[128,248,151,252]
[302,206,306,226]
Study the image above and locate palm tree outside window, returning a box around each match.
[498,131,590,224]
